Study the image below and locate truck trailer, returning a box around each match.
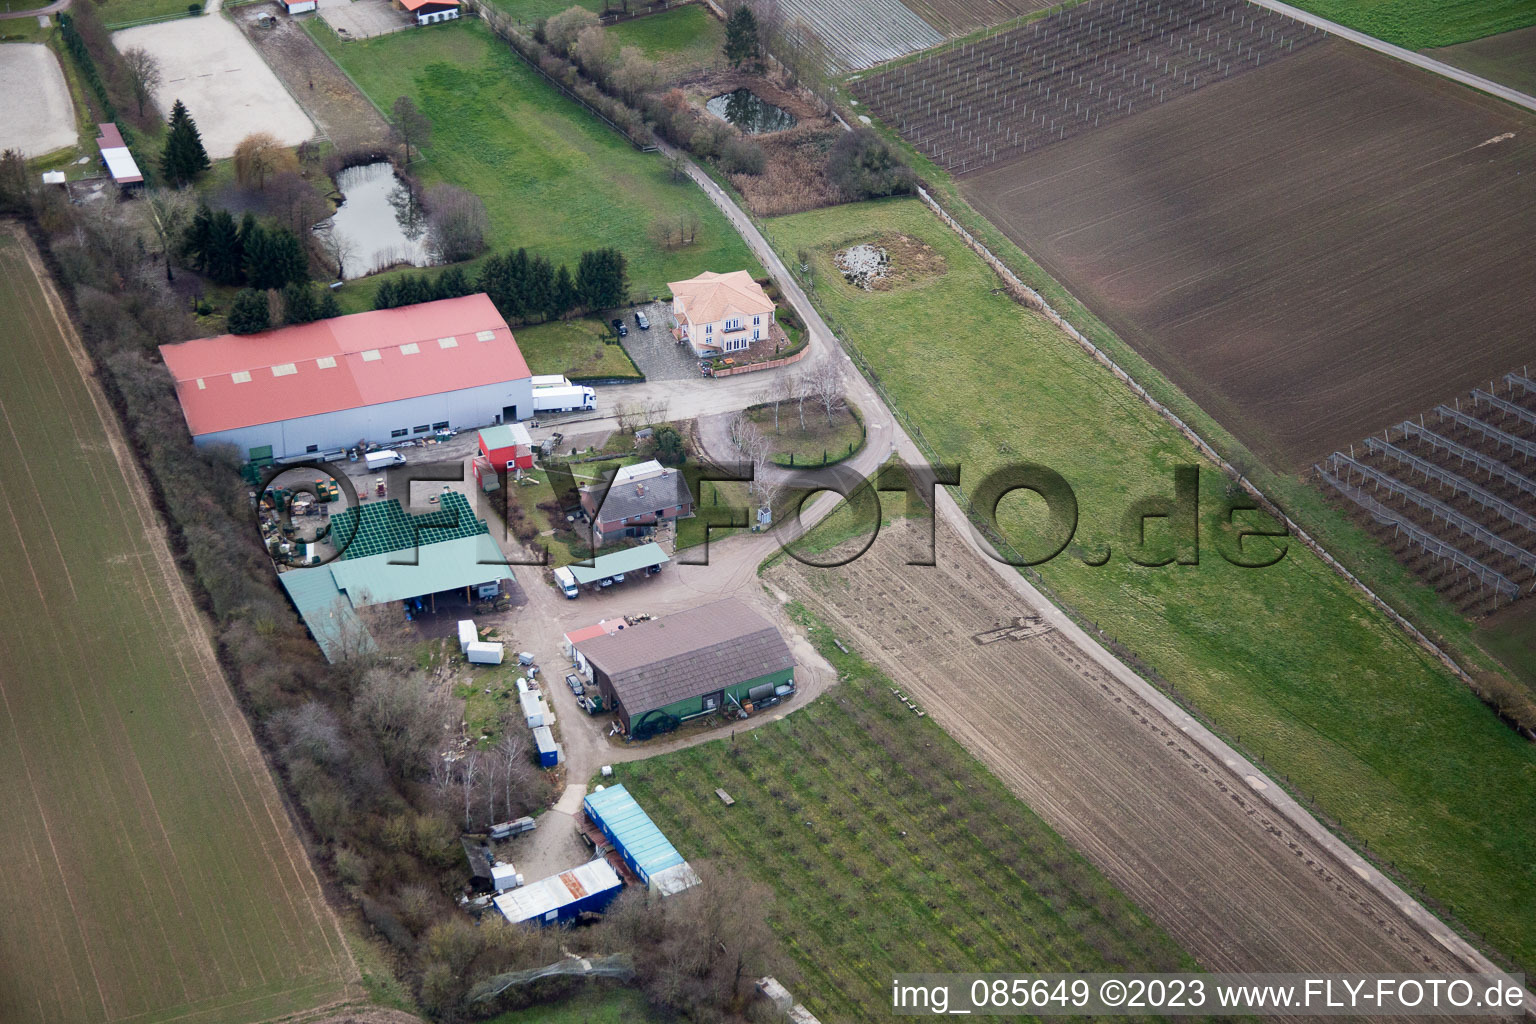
[531,385,596,413]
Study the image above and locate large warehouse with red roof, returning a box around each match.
[159,294,534,461]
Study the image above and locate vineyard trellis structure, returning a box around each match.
[1317,371,1536,613]
[1363,437,1536,534]
[1314,466,1520,604]
[1323,452,1536,576]
[853,0,1327,174]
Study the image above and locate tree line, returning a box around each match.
[375,245,628,323]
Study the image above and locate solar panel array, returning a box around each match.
[330,492,487,560]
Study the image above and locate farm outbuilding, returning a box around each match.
[159,294,532,462]
[95,123,143,187]
[583,784,699,895]
[579,461,693,543]
[478,423,534,471]
[573,597,794,736]
[277,493,514,661]
[397,0,461,24]
[493,859,622,925]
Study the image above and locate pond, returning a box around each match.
[706,88,797,134]
[315,162,433,280]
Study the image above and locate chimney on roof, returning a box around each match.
[636,483,645,496]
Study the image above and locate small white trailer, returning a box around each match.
[458,619,477,654]
[467,641,505,665]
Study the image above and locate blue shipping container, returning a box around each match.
[583,784,698,893]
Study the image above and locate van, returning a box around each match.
[364,450,406,470]
[552,566,579,599]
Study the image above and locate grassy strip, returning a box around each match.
[304,19,761,304]
[619,601,1198,1024]
[758,196,1536,975]
[605,3,723,77]
[1280,0,1536,50]
[514,317,643,381]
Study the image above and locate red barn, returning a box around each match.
[479,423,534,471]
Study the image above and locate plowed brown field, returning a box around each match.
[959,39,1536,469]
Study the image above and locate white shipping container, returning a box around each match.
[467,641,505,665]
[458,619,477,654]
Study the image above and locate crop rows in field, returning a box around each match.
[777,0,944,69]
[902,0,1052,36]
[1318,372,1536,616]
[855,0,1325,174]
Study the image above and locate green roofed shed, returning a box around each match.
[569,542,669,585]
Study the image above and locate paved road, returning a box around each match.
[0,0,69,19]
[1247,0,1536,112]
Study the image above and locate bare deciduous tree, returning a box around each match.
[544,5,598,55]
[810,362,845,424]
[425,183,489,263]
[233,132,296,191]
[121,47,162,118]
[459,750,483,831]
[615,401,645,434]
[391,95,432,163]
[351,666,454,779]
[643,396,670,427]
[790,369,813,429]
[144,187,192,282]
[315,223,357,281]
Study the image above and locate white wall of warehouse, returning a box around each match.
[193,378,535,459]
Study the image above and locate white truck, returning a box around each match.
[364,449,406,470]
[552,566,579,599]
[531,384,596,413]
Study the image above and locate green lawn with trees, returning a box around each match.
[305,19,761,305]
[762,196,1536,977]
[513,317,643,381]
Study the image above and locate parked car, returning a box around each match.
[611,318,627,337]
[634,311,650,329]
[566,674,584,696]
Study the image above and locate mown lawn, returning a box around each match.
[305,19,760,302]
[482,0,604,24]
[1278,0,1536,50]
[620,604,1196,1024]
[761,197,1536,976]
[97,0,201,28]
[515,317,643,381]
[606,3,723,76]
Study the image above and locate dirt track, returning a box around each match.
[768,521,1488,991]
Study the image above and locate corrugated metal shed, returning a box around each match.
[568,543,670,585]
[493,859,621,925]
[582,784,698,893]
[328,534,512,606]
[277,566,373,663]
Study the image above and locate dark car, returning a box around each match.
[634,311,650,329]
[610,317,628,337]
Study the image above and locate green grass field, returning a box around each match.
[306,20,760,303]
[0,225,357,1023]
[484,986,663,1022]
[1282,0,1536,49]
[760,198,1536,976]
[97,0,202,28]
[515,317,644,381]
[620,604,1196,1023]
[606,4,723,76]
[482,0,604,24]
